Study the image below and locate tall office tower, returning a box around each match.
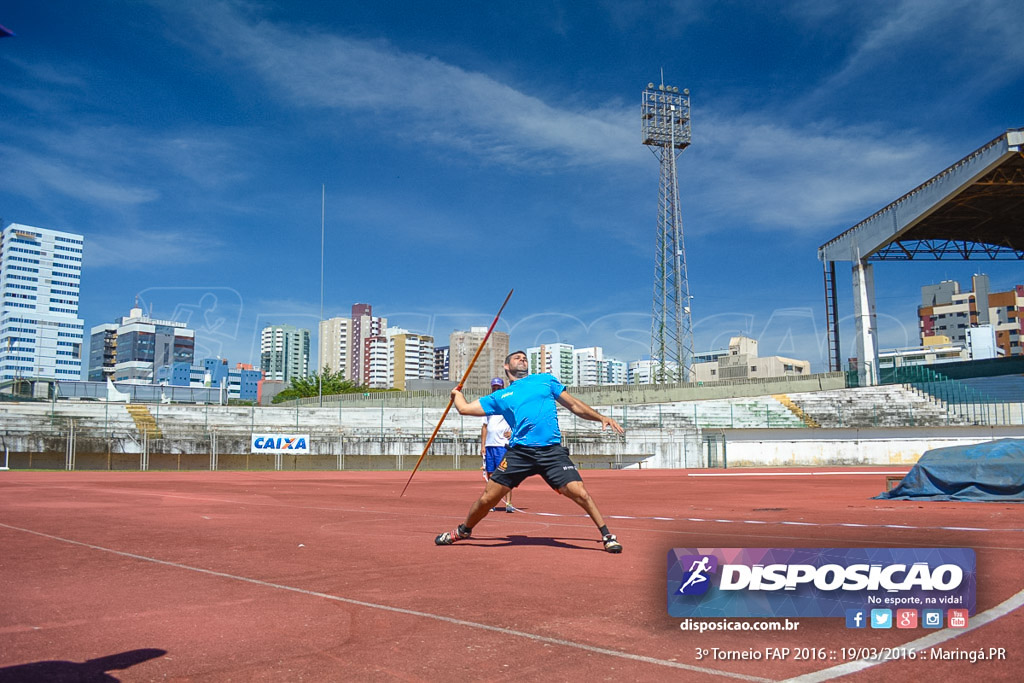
[527,343,575,385]
[386,327,435,390]
[88,304,195,383]
[260,324,310,382]
[0,223,85,382]
[350,303,386,386]
[449,327,509,396]
[87,322,118,381]
[318,316,352,379]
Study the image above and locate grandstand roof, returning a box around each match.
[819,128,1024,262]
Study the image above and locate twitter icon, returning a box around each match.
[870,609,892,629]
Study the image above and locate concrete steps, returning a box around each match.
[126,404,162,439]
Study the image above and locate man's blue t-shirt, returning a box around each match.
[478,373,565,447]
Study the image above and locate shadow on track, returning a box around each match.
[0,647,166,683]
[464,534,602,551]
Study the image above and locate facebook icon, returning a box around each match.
[845,609,866,629]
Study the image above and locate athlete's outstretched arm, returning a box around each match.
[451,388,487,417]
[556,391,624,433]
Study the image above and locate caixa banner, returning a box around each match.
[667,548,975,618]
[250,434,310,454]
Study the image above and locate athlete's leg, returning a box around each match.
[466,479,511,529]
[436,479,511,546]
[558,480,606,528]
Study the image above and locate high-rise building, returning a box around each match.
[386,327,434,390]
[449,327,509,395]
[87,322,117,382]
[629,359,677,385]
[433,346,450,381]
[350,303,387,386]
[919,274,1024,356]
[0,223,85,382]
[108,305,195,385]
[365,334,389,389]
[572,346,626,386]
[318,316,352,379]
[88,305,195,384]
[528,343,575,385]
[260,324,310,382]
[603,358,628,385]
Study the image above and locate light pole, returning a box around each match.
[643,79,695,383]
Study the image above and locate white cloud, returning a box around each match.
[85,227,224,268]
[805,0,1024,102]
[681,114,946,232]
[0,143,160,205]
[168,1,640,168]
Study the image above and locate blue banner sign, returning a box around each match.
[667,548,975,618]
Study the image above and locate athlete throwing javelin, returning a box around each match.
[435,350,624,553]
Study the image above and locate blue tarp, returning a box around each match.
[875,439,1024,502]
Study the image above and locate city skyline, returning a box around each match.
[1,2,1021,373]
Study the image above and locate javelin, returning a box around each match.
[400,288,513,497]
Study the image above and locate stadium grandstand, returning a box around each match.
[1,129,1022,479]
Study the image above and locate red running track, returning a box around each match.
[0,469,1021,681]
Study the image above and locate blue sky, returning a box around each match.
[1,1,1021,374]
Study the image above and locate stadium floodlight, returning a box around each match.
[643,80,694,383]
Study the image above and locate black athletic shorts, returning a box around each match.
[489,444,583,491]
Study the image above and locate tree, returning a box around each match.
[271,366,365,403]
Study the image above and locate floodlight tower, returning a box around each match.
[642,80,694,382]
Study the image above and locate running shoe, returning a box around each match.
[602,534,623,553]
[505,505,515,513]
[435,523,472,545]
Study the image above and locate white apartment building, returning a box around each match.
[318,316,352,379]
[0,223,85,383]
[260,324,310,382]
[572,346,627,386]
[365,334,389,389]
[628,359,679,384]
[386,326,434,390]
[528,343,575,385]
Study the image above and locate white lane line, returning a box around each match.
[0,522,770,682]
[782,587,1024,682]
[6,482,1022,534]
[688,471,909,477]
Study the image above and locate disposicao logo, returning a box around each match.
[676,555,718,595]
[667,548,975,619]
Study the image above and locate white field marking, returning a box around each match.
[782,586,1024,683]
[5,490,1021,553]
[0,523,770,682]
[688,471,908,477]
[6,482,1023,535]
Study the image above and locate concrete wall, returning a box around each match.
[715,425,1024,467]
[291,372,848,408]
